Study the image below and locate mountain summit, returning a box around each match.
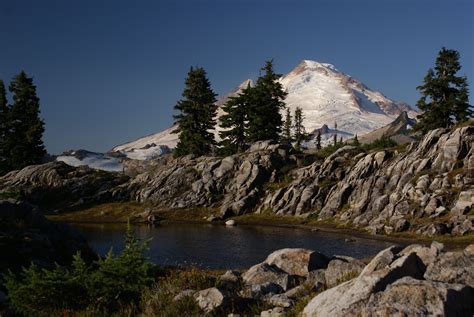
[112,60,415,159]
[280,60,414,137]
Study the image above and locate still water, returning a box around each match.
[71,223,397,269]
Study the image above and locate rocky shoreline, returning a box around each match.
[1,125,472,240]
[143,242,474,316]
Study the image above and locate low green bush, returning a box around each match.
[361,135,397,151]
[4,223,154,316]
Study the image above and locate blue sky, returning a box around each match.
[0,0,472,154]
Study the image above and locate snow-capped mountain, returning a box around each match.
[112,60,415,159]
[280,60,414,140]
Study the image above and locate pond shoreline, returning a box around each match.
[51,214,473,251]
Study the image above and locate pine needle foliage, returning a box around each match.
[219,83,252,154]
[0,72,46,175]
[415,47,472,133]
[293,107,307,149]
[247,60,287,142]
[282,107,292,144]
[173,67,217,156]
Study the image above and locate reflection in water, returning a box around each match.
[72,223,397,269]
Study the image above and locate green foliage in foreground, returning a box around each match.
[4,224,154,316]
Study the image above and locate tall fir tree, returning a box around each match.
[333,121,338,146]
[172,67,217,156]
[282,107,292,144]
[0,80,10,174]
[415,47,472,133]
[247,60,287,142]
[219,83,252,154]
[293,107,307,149]
[7,72,46,171]
[315,130,322,149]
[353,134,360,146]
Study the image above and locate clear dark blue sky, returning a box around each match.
[1,0,472,154]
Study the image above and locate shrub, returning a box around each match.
[315,142,346,159]
[4,254,90,316]
[361,136,397,151]
[4,223,154,316]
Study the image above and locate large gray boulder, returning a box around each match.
[193,287,229,313]
[424,245,474,287]
[242,262,294,291]
[264,248,330,277]
[303,249,426,317]
[358,277,474,317]
[303,243,474,317]
[324,255,365,288]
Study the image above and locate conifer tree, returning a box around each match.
[282,107,292,144]
[293,107,307,150]
[415,47,472,133]
[333,121,338,146]
[7,72,46,170]
[219,83,252,154]
[247,60,287,142]
[315,130,322,149]
[0,80,10,174]
[339,136,343,144]
[173,67,217,156]
[353,134,360,146]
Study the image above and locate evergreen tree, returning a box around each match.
[173,67,217,156]
[333,121,338,146]
[353,134,360,146]
[293,107,307,149]
[315,130,322,149]
[282,107,292,144]
[219,83,252,154]
[415,47,472,133]
[247,60,287,142]
[7,72,46,171]
[0,80,10,174]
[339,136,343,144]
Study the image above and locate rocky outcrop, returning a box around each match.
[357,111,417,145]
[0,161,129,211]
[126,140,295,216]
[263,248,330,277]
[184,244,473,315]
[0,199,95,272]
[358,277,473,317]
[302,243,474,317]
[2,126,472,237]
[258,126,474,237]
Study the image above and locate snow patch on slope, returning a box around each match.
[113,126,178,153]
[57,151,123,172]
